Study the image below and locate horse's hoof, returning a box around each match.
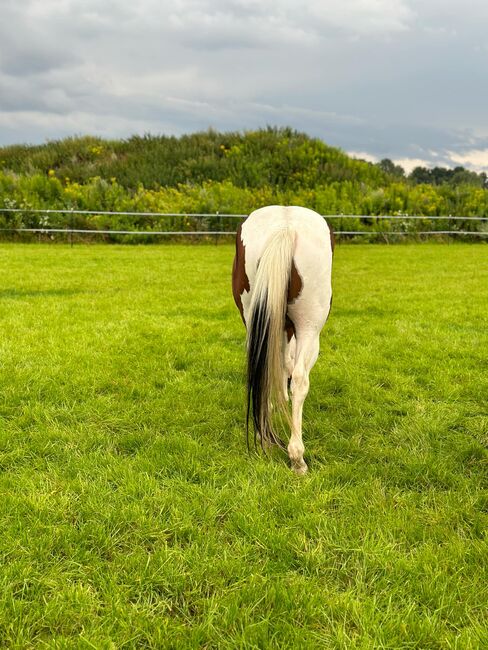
[292,461,308,476]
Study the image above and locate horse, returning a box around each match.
[232,205,334,474]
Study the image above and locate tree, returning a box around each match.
[409,166,432,185]
[377,158,405,178]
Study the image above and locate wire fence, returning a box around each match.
[0,207,487,241]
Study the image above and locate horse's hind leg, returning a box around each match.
[283,332,296,401]
[288,329,320,475]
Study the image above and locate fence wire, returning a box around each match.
[0,208,487,221]
[0,208,487,238]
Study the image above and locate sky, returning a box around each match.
[1,0,488,172]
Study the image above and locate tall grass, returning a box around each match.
[0,242,486,648]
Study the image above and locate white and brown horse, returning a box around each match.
[232,205,334,474]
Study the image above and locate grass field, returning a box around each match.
[0,242,487,649]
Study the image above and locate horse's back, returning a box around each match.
[242,205,328,244]
[242,206,333,331]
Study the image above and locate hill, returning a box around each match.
[0,128,487,239]
[0,127,391,190]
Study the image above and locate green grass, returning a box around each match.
[0,242,486,649]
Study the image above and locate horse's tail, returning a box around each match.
[246,227,295,450]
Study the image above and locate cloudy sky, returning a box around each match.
[1,0,488,171]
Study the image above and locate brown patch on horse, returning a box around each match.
[285,260,303,342]
[287,259,302,303]
[232,222,250,325]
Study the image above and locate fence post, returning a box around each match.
[69,208,74,247]
[215,211,219,245]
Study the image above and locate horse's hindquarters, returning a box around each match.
[234,205,334,473]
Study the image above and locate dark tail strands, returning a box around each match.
[246,292,270,451]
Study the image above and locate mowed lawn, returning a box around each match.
[0,242,487,649]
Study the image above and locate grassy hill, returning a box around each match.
[0,128,389,190]
[0,128,487,238]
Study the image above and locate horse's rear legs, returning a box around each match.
[287,330,320,475]
[283,333,296,401]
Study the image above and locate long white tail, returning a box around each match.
[246,227,295,449]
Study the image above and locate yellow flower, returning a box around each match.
[48,169,55,177]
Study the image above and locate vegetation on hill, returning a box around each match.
[0,128,390,190]
[0,128,487,239]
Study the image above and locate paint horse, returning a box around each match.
[232,206,334,474]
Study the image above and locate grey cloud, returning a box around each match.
[0,48,79,77]
[1,1,488,171]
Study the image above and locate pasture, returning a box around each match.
[0,242,487,649]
